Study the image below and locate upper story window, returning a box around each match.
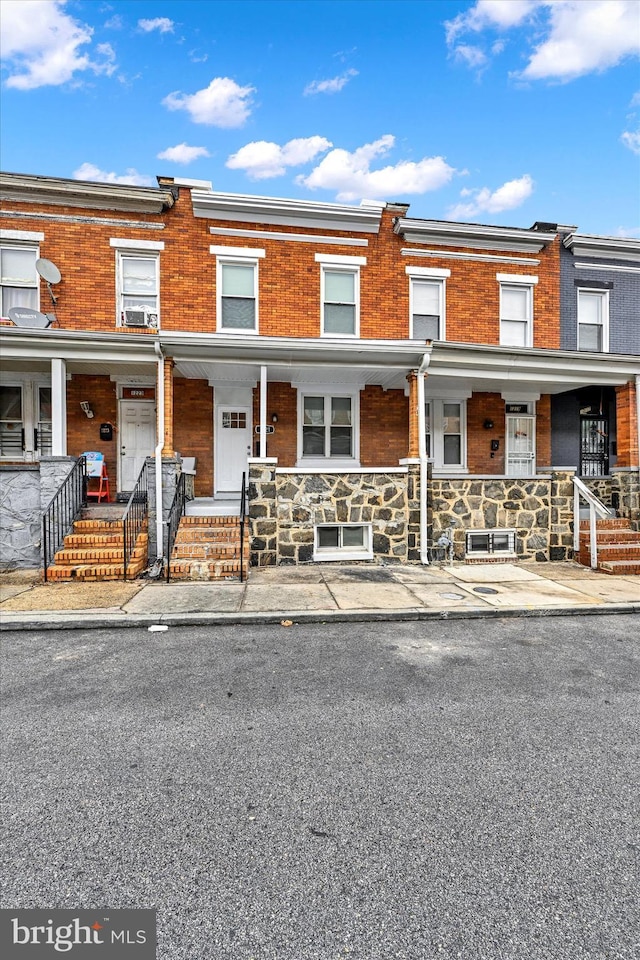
[0,245,38,317]
[498,274,538,348]
[407,267,450,341]
[316,254,366,338]
[211,246,265,334]
[578,289,609,352]
[111,239,164,329]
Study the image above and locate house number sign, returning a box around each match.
[123,387,155,400]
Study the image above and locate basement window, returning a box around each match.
[466,529,516,557]
[314,524,373,561]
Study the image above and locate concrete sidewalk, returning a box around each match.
[1,561,639,631]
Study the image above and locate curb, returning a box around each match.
[1,602,638,632]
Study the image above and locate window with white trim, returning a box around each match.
[0,380,51,460]
[425,399,467,470]
[498,274,537,348]
[466,529,516,557]
[578,289,608,352]
[302,394,354,459]
[314,524,373,561]
[0,245,38,317]
[117,253,159,327]
[407,267,449,341]
[212,246,265,334]
[321,267,358,336]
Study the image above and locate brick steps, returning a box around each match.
[169,515,248,581]
[46,516,148,581]
[577,519,640,576]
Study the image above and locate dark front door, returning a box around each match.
[580,416,609,476]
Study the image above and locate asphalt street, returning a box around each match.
[1,616,639,959]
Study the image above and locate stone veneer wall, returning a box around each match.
[611,468,640,529]
[581,477,613,507]
[249,461,417,566]
[428,471,576,562]
[0,465,42,568]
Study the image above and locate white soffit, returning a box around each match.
[394,218,556,254]
[190,189,383,233]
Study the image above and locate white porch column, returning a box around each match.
[51,358,67,456]
[259,364,267,458]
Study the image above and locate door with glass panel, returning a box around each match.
[215,406,251,495]
[506,416,535,476]
[35,385,52,457]
[0,385,24,458]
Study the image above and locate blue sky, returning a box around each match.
[1,0,639,236]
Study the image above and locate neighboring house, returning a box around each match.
[0,171,638,573]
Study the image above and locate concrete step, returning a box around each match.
[597,560,640,576]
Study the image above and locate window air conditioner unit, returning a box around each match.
[123,307,158,327]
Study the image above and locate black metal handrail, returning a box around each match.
[165,472,186,583]
[122,464,148,581]
[43,456,87,582]
[239,470,249,583]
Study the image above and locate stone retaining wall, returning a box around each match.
[612,468,640,529]
[581,477,613,507]
[249,461,414,566]
[0,465,42,569]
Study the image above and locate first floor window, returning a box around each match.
[220,261,257,331]
[425,399,466,470]
[1,245,38,317]
[578,289,608,352]
[0,385,24,457]
[0,381,51,459]
[314,524,373,560]
[499,281,534,347]
[119,254,159,325]
[302,395,353,458]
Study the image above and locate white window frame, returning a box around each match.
[113,246,161,329]
[425,397,467,473]
[406,266,449,341]
[577,287,609,353]
[314,523,373,561]
[0,375,52,461]
[316,254,365,338]
[0,241,40,319]
[296,387,361,468]
[211,245,265,335]
[497,273,538,348]
[466,529,517,558]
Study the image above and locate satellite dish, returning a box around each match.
[7,307,53,329]
[36,258,62,284]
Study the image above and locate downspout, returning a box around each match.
[417,349,432,564]
[154,341,165,567]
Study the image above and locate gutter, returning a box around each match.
[154,342,165,570]
[417,349,432,565]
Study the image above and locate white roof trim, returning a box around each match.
[210,226,368,247]
[394,217,556,254]
[563,233,640,262]
[401,247,539,266]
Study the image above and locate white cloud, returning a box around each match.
[227,137,332,179]
[157,143,211,164]
[615,226,640,237]
[453,45,488,69]
[445,0,640,82]
[631,91,640,106]
[448,174,534,219]
[521,1,640,81]
[304,69,358,95]
[621,129,640,154]
[163,77,254,127]
[138,17,175,34]
[1,0,117,89]
[73,162,153,186]
[296,135,455,202]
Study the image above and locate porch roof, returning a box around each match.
[1,326,638,395]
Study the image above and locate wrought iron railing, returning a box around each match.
[165,472,186,583]
[122,464,148,581]
[239,470,249,583]
[43,456,87,582]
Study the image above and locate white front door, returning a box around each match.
[215,405,251,495]
[506,415,536,476]
[119,400,156,491]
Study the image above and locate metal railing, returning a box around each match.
[122,464,148,580]
[165,472,186,583]
[239,470,249,583]
[573,476,613,569]
[43,456,87,582]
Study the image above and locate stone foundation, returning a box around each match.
[249,461,412,566]
[0,465,42,569]
[612,468,640,529]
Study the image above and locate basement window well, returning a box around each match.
[466,529,516,557]
[314,524,373,561]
